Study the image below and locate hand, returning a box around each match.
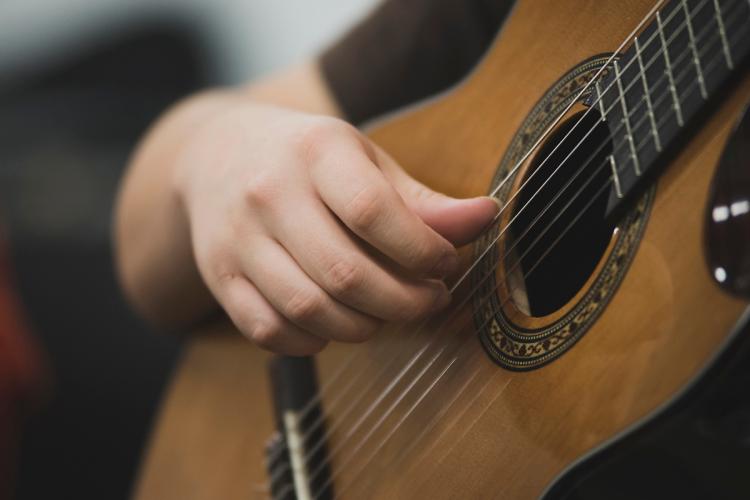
[176,103,498,355]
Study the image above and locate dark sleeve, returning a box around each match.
[319,0,514,125]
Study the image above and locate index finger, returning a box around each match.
[309,142,458,278]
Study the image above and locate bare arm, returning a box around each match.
[114,60,497,354]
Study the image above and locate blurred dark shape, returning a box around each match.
[0,233,44,500]
[0,20,211,500]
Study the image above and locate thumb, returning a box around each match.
[373,147,499,246]
[404,184,500,247]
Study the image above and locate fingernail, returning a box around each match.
[481,196,503,211]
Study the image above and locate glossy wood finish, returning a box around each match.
[133,323,272,500]
[545,314,750,499]
[133,323,352,500]
[706,102,750,298]
[134,1,750,498]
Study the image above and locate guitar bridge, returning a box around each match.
[265,356,333,500]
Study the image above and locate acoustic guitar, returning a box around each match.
[134,0,750,498]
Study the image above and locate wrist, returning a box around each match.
[169,90,243,217]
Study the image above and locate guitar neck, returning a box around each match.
[594,0,750,217]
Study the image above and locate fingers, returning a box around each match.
[308,141,459,278]
[263,196,452,322]
[238,237,383,344]
[375,146,500,246]
[194,115,499,357]
[218,274,328,356]
[415,196,500,246]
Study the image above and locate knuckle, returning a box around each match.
[345,186,386,233]
[284,289,326,324]
[248,318,281,350]
[208,245,235,278]
[215,268,241,288]
[296,118,353,164]
[211,257,247,296]
[243,173,279,208]
[402,237,443,271]
[324,259,365,298]
[349,320,381,343]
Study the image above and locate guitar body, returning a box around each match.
[134,1,750,498]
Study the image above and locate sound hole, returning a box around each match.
[506,111,615,317]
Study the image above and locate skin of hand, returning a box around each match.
[175,103,498,355]
[115,62,498,356]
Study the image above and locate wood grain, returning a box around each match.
[134,1,750,498]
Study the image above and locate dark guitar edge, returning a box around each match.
[542,305,750,499]
[542,36,750,498]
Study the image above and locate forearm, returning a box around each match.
[113,62,341,328]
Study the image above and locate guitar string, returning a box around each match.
[364,345,504,486]
[281,0,737,454]
[263,0,726,481]
[274,3,748,494]
[316,36,746,500]
[268,2,736,474]
[278,19,748,500]
[260,1,671,463]
[263,0,677,472]
[270,7,746,495]
[305,16,749,499]
[382,354,489,468]
[270,0,731,462]
[455,0,705,290]
[272,11,748,496]
[302,0,745,467]
[361,24,750,489]
[340,16,750,493]
[266,3,738,491]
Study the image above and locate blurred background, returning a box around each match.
[0,0,374,498]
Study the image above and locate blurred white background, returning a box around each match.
[0,0,376,85]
